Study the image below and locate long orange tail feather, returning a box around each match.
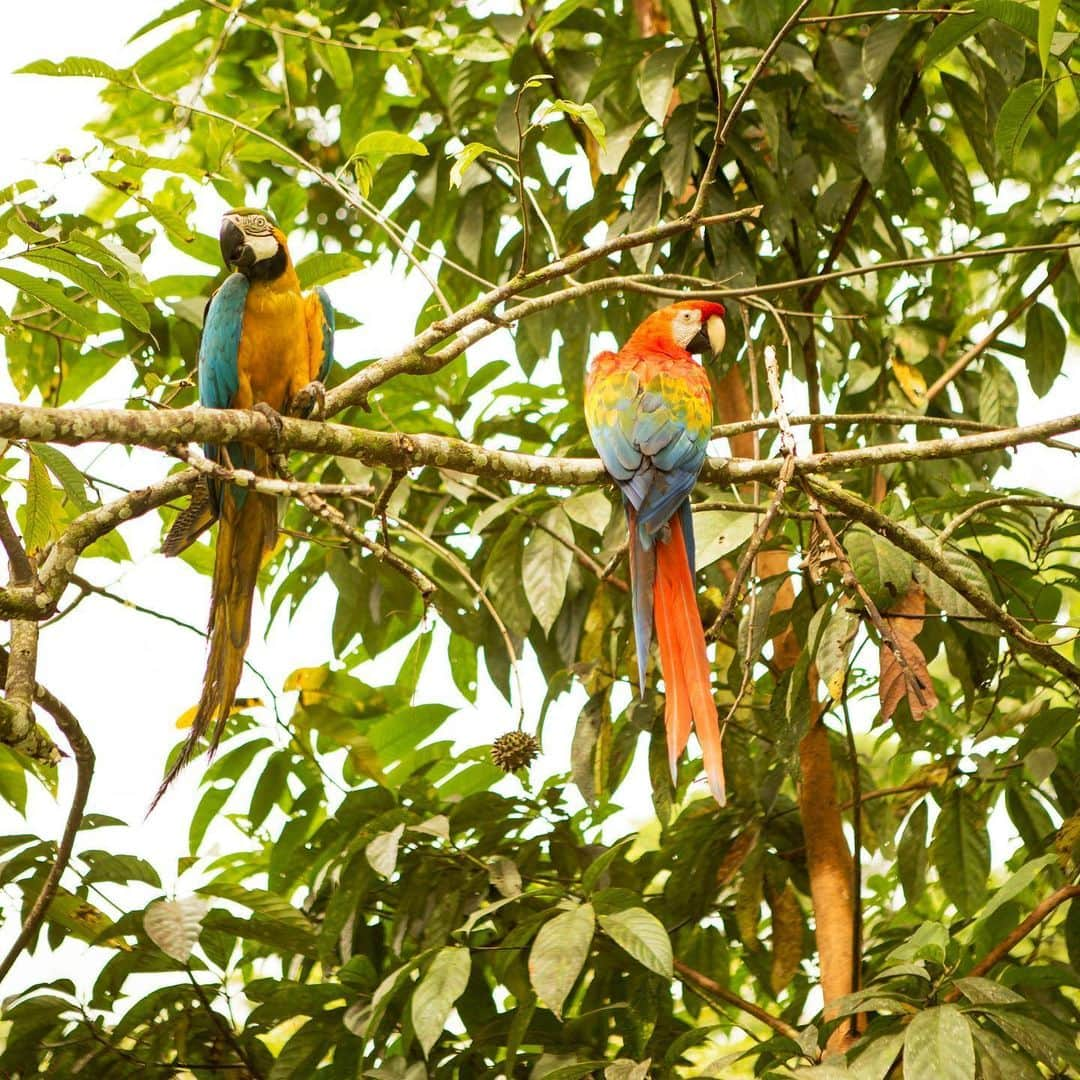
[654,515,725,804]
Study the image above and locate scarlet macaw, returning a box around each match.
[584,300,727,803]
[155,208,333,802]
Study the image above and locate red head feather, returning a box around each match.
[625,300,727,359]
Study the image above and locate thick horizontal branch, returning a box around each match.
[1,404,1077,494]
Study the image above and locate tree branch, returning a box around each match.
[674,959,805,1044]
[806,478,1080,687]
[925,254,1069,402]
[943,883,1080,1001]
[0,648,94,986]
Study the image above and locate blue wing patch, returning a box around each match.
[198,272,250,507]
[314,286,334,384]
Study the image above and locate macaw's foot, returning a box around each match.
[252,401,285,447]
[290,380,326,420]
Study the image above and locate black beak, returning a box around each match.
[219,218,253,270]
[687,325,711,354]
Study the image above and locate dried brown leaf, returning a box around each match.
[879,585,939,721]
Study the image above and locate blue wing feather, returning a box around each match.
[198,273,250,507]
[314,286,334,384]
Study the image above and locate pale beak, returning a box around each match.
[707,315,726,355]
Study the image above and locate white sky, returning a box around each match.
[1,0,1077,1006]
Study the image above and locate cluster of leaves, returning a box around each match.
[1,0,1080,1077]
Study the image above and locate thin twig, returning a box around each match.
[925,254,1069,402]
[674,959,806,1044]
[943,884,1080,1001]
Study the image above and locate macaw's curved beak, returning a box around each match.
[707,315,726,355]
[219,217,253,269]
[688,315,727,356]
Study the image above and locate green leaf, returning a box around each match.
[143,896,209,963]
[1025,301,1066,396]
[924,14,988,66]
[903,1005,976,1080]
[931,790,989,916]
[845,525,914,608]
[30,444,92,511]
[24,450,55,554]
[693,510,757,571]
[599,907,673,979]
[965,853,1058,934]
[978,356,1019,427]
[523,508,574,635]
[897,801,929,904]
[0,267,103,332]
[411,946,471,1057]
[532,0,588,37]
[916,548,994,632]
[638,46,685,125]
[815,607,859,701]
[295,251,366,290]
[18,56,128,81]
[20,249,149,331]
[365,823,405,877]
[528,903,595,1018]
[563,489,611,534]
[352,131,429,160]
[918,128,975,225]
[1039,0,1061,73]
[450,142,499,188]
[994,80,1051,168]
[541,100,607,147]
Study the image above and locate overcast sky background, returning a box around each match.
[1,0,1077,1004]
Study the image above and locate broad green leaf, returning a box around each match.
[365,823,405,877]
[24,451,54,554]
[143,896,210,963]
[994,80,1052,167]
[845,525,914,608]
[931,790,989,915]
[850,1030,905,1080]
[523,508,574,635]
[563,489,611,534]
[1039,0,1061,73]
[693,510,757,571]
[295,251,366,289]
[965,853,1057,935]
[915,549,994,632]
[638,46,685,125]
[1025,301,1066,396]
[352,131,429,160]
[599,906,673,978]
[978,357,1019,427]
[450,142,499,188]
[532,0,588,37]
[528,903,595,1018]
[903,1005,975,1080]
[897,801,929,904]
[411,946,471,1057]
[0,267,103,332]
[18,56,128,81]
[30,444,92,511]
[815,607,859,701]
[20,249,149,331]
[540,100,607,147]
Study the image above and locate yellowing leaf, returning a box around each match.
[891,356,927,407]
[174,697,262,730]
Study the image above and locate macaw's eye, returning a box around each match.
[253,216,267,229]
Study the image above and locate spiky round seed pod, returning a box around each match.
[491,731,540,772]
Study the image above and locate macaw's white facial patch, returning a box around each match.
[671,308,703,349]
[244,230,280,263]
[707,315,726,355]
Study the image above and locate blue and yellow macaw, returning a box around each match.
[155,208,333,802]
